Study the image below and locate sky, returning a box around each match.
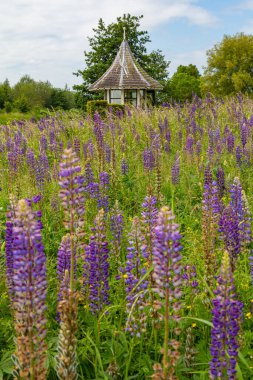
[0,0,253,89]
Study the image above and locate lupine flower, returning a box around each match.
[5,196,17,300]
[11,199,47,379]
[240,123,248,147]
[84,209,110,314]
[209,251,243,380]
[185,134,194,155]
[227,131,235,153]
[56,271,78,380]
[59,148,85,232]
[204,165,213,187]
[98,171,109,212]
[57,234,75,303]
[110,201,124,263]
[143,148,155,171]
[236,146,242,166]
[219,205,240,272]
[140,195,158,264]
[74,138,80,156]
[121,159,128,175]
[229,178,251,245]
[171,153,180,185]
[152,206,182,380]
[216,166,225,199]
[59,148,85,290]
[121,217,148,336]
[182,265,199,289]
[202,181,220,281]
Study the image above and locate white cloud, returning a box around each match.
[0,0,217,87]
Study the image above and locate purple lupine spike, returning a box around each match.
[196,140,201,156]
[11,199,47,379]
[152,206,182,379]
[230,177,244,223]
[204,164,213,187]
[26,149,36,174]
[121,217,148,337]
[229,178,252,251]
[182,265,199,289]
[143,148,155,171]
[110,201,124,263]
[216,166,225,199]
[105,144,111,163]
[59,148,85,291]
[171,152,180,185]
[227,131,235,153]
[98,171,109,212]
[121,159,128,175]
[40,135,48,152]
[59,148,85,232]
[5,196,17,300]
[240,123,249,147]
[84,209,110,314]
[84,162,94,191]
[202,181,220,281]
[236,146,242,166]
[219,205,240,272]
[57,235,71,297]
[8,151,18,172]
[140,195,158,263]
[74,138,80,156]
[185,134,194,155]
[57,234,77,307]
[209,251,243,380]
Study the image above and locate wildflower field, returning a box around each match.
[0,95,253,380]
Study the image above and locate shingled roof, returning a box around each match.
[89,39,163,91]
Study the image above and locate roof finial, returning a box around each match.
[123,27,126,41]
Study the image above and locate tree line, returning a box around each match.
[0,75,77,113]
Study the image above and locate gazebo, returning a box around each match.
[89,31,163,108]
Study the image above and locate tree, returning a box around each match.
[13,75,53,108]
[0,79,12,109]
[169,65,201,102]
[176,64,200,78]
[201,33,253,96]
[74,14,170,106]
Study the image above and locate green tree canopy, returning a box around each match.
[74,14,170,106]
[13,75,53,108]
[169,64,201,102]
[0,79,12,109]
[201,33,253,96]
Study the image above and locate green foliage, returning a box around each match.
[48,87,76,110]
[86,100,108,117]
[74,14,170,105]
[14,95,31,113]
[108,103,125,114]
[0,80,12,110]
[4,101,12,113]
[201,33,253,96]
[86,100,125,117]
[13,75,52,108]
[176,64,200,78]
[169,71,201,102]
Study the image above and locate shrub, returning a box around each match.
[4,101,13,113]
[86,100,108,117]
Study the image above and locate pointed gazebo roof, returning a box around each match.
[89,36,163,91]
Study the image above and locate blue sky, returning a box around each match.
[0,0,252,88]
